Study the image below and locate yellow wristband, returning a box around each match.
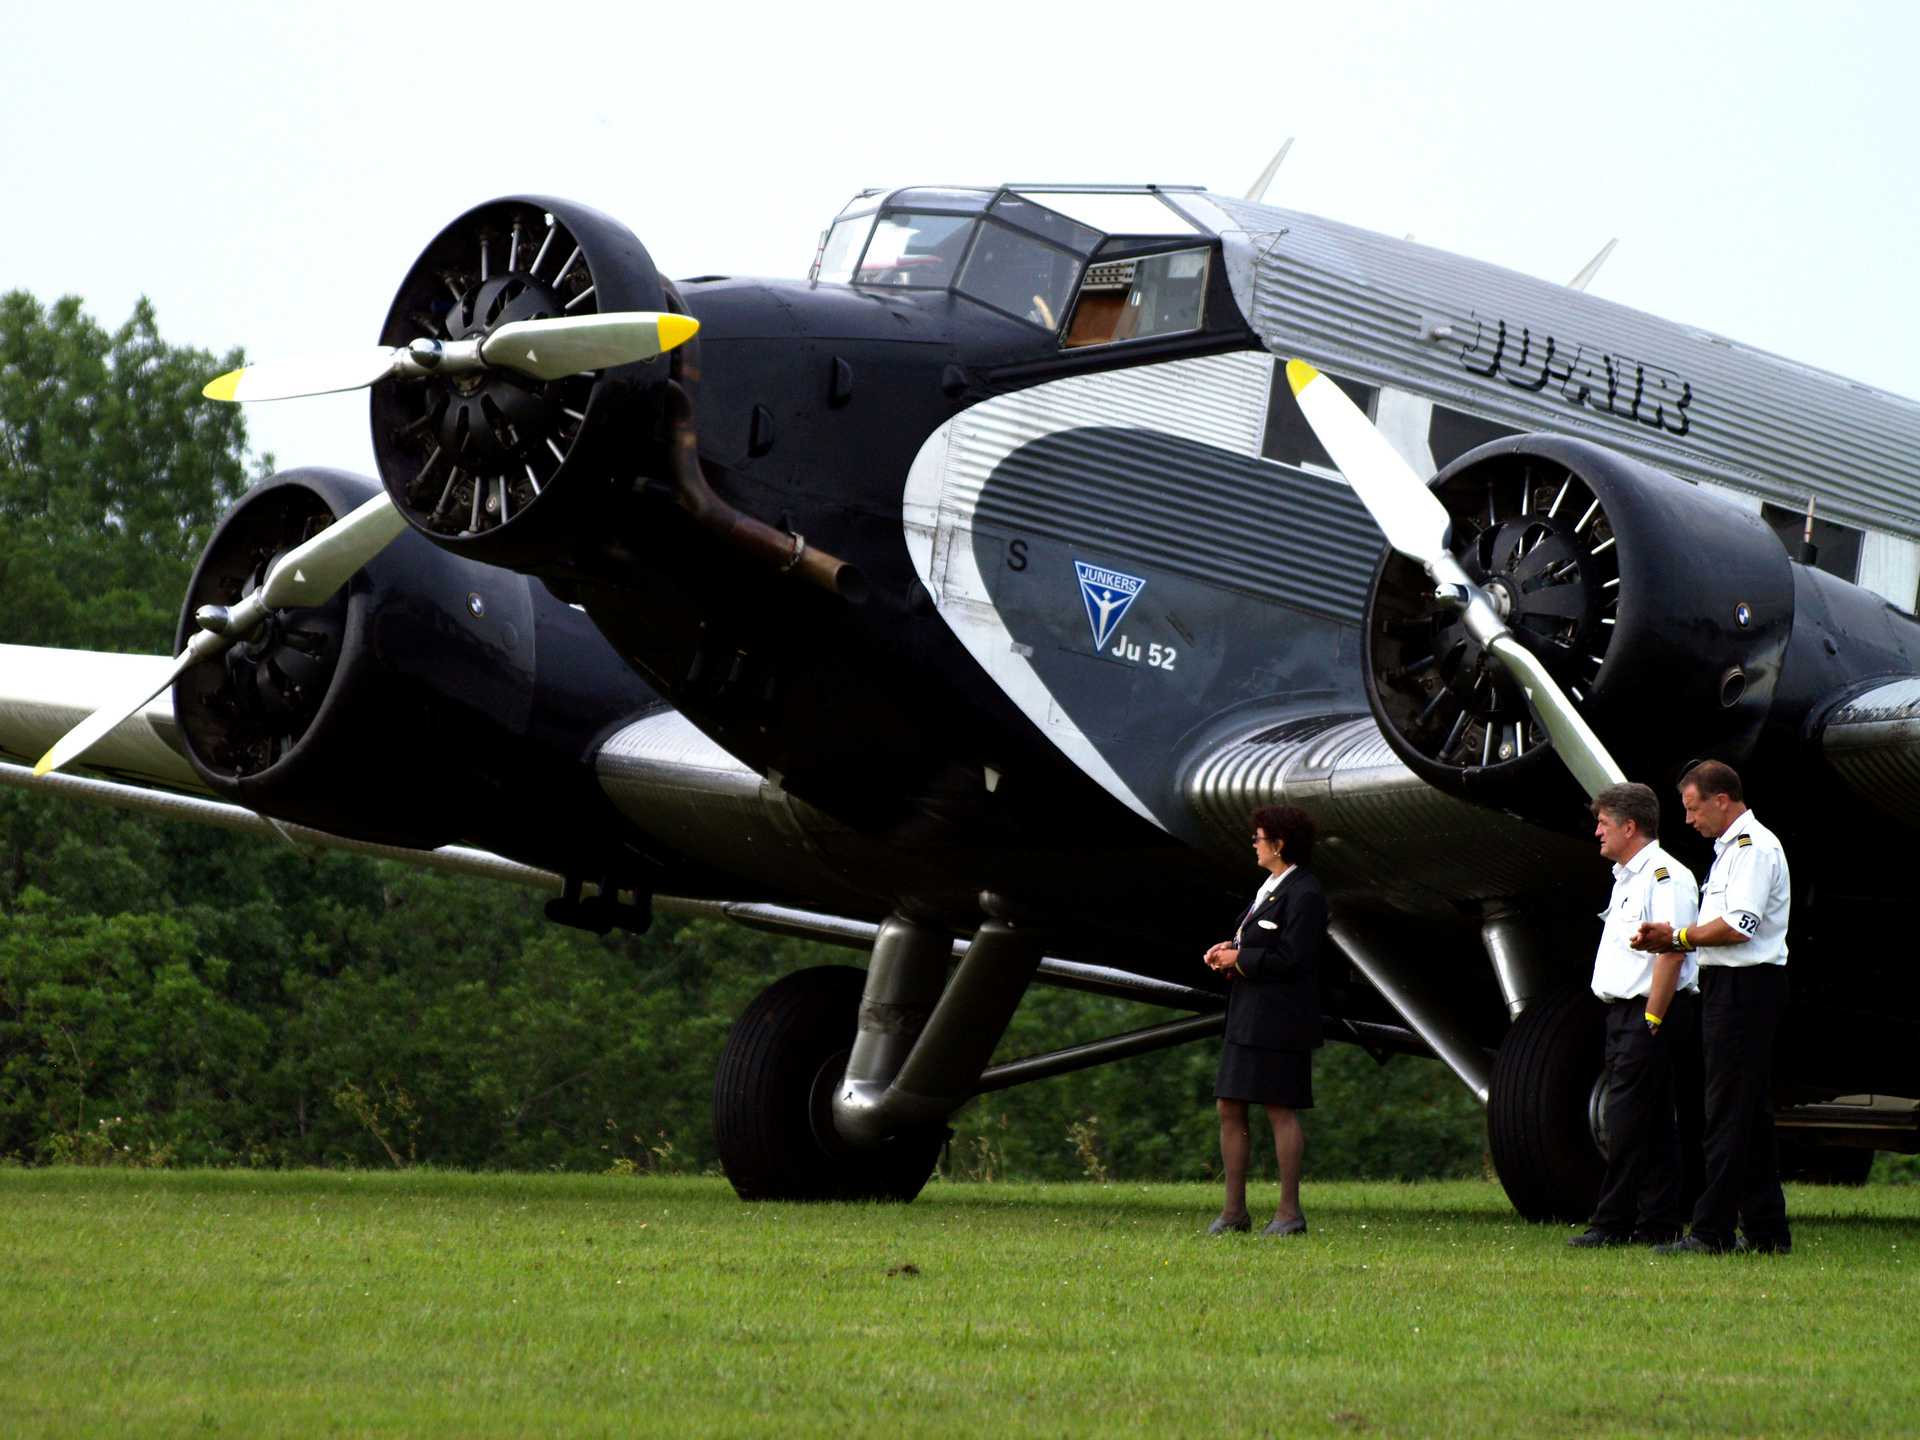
[1676,927,1692,952]
[1645,1012,1663,1027]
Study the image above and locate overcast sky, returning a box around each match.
[4,0,1914,478]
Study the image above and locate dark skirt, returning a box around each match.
[1215,1042,1314,1108]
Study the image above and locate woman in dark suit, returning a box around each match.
[1203,804,1327,1236]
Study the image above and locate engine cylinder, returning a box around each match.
[1363,436,1794,811]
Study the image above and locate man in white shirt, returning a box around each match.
[1632,760,1793,1255]
[1569,782,1699,1248]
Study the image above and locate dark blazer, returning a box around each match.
[1225,867,1327,1052]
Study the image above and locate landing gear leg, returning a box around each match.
[712,907,1047,1202]
[833,916,1043,1147]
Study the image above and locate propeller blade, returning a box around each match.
[481,311,700,381]
[204,313,697,404]
[1285,357,1627,799]
[258,493,408,610]
[1285,359,1453,565]
[34,631,230,777]
[203,350,402,403]
[36,494,408,778]
[1486,635,1626,797]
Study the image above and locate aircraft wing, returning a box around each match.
[0,644,208,793]
[0,639,1226,1023]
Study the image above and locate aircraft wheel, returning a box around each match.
[713,965,946,1203]
[1487,985,1607,1222]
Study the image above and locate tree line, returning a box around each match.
[1,289,1495,1181]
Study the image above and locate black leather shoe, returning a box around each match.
[1261,1215,1307,1237]
[1654,1233,1730,1255]
[1566,1228,1631,1248]
[1207,1212,1252,1235]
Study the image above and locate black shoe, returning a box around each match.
[1261,1214,1307,1237]
[1566,1228,1631,1249]
[1207,1212,1252,1235]
[1654,1233,1730,1255]
[1736,1234,1793,1255]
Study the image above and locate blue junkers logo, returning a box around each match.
[1074,560,1146,651]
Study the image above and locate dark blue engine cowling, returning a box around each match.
[171,468,655,866]
[1364,435,1798,814]
[369,196,673,575]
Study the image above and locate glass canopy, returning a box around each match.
[810,185,1211,344]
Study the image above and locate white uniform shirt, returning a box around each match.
[1698,809,1790,967]
[1235,865,1295,944]
[1591,841,1700,1002]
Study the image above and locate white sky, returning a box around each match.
[4,0,1915,478]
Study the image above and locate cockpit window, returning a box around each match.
[811,185,1212,340]
[815,213,874,284]
[1064,247,1211,348]
[989,194,1100,255]
[855,212,977,289]
[887,187,994,214]
[957,221,1082,330]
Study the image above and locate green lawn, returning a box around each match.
[2,1170,1917,1437]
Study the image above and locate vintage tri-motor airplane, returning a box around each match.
[6,175,1920,1219]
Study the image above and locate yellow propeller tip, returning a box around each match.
[203,371,243,402]
[32,752,55,777]
[658,314,700,352]
[1284,359,1320,396]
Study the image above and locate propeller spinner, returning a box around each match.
[1285,360,1626,799]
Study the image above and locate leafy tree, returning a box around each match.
[0,290,263,652]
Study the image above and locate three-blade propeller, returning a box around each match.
[39,312,700,778]
[34,493,407,777]
[1285,359,1625,799]
[202,311,699,403]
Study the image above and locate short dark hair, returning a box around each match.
[1678,759,1743,804]
[1250,805,1316,867]
[1591,782,1659,836]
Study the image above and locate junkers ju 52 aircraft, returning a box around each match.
[6,178,1920,1220]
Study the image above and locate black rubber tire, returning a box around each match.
[1487,985,1608,1222]
[1778,1141,1876,1187]
[713,966,946,1203]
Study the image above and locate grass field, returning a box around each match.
[3,1170,1918,1437]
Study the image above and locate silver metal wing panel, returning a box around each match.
[0,644,205,792]
[1182,712,1593,910]
[0,759,553,886]
[1199,193,1920,541]
[593,708,879,910]
[1820,676,1920,826]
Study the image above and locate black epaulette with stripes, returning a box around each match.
[1654,867,1670,882]
[1736,834,1754,847]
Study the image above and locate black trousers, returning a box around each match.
[1691,964,1790,1247]
[1592,994,1688,1238]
